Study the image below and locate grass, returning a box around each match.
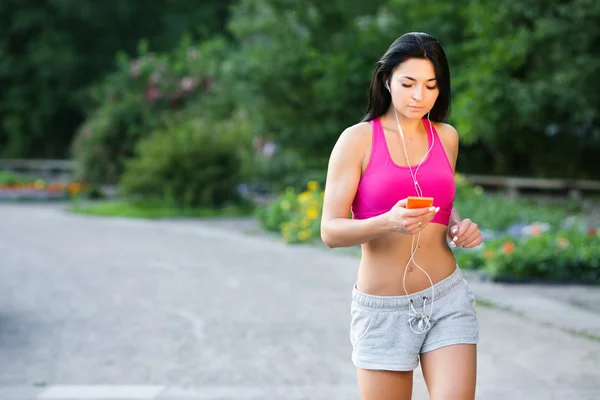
[475,298,501,309]
[68,199,255,219]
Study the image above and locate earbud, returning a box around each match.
[385,80,391,92]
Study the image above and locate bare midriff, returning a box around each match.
[356,223,456,296]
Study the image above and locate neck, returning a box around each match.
[381,108,424,135]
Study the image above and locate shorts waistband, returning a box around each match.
[352,266,464,310]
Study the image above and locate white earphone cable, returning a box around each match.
[393,107,436,334]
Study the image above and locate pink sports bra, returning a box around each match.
[351,117,456,225]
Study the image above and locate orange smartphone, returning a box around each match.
[406,196,434,209]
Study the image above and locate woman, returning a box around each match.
[320,32,483,400]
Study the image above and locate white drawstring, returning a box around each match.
[408,297,433,334]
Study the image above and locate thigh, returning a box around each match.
[357,368,413,400]
[420,344,477,400]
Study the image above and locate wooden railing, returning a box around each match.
[0,159,74,181]
[461,174,600,199]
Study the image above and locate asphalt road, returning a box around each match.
[1,203,599,400]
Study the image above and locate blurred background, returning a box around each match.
[2,0,600,280]
[1,0,599,399]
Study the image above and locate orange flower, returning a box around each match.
[531,223,542,237]
[503,241,515,255]
[484,250,495,260]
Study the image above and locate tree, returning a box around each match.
[453,0,600,177]
[0,0,231,158]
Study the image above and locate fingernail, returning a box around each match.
[453,236,458,242]
[449,241,456,248]
[452,227,458,233]
[429,207,436,212]
[436,207,440,213]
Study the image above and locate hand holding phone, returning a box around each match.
[386,197,438,235]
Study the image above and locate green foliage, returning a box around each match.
[0,0,231,158]
[70,37,229,184]
[221,0,388,168]
[256,181,323,243]
[4,0,600,184]
[0,171,36,185]
[70,199,253,220]
[456,227,600,283]
[453,0,600,178]
[453,174,576,231]
[216,0,600,180]
[118,114,251,209]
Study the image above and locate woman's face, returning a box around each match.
[387,58,439,119]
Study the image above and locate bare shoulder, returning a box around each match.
[336,121,371,147]
[433,122,459,167]
[433,122,459,146]
[329,121,371,159]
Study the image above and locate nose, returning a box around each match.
[412,85,424,101]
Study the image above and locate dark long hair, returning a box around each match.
[362,32,451,123]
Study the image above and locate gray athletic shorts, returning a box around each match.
[350,266,479,371]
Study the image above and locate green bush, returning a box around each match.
[71,37,229,184]
[456,227,600,283]
[256,180,323,244]
[118,115,250,208]
[0,171,35,186]
[453,174,576,231]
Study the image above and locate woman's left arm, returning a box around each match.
[436,123,483,249]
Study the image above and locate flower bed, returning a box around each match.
[255,180,322,244]
[0,171,85,200]
[455,223,600,284]
[256,177,600,283]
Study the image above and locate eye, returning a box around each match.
[401,83,412,88]
[426,85,438,90]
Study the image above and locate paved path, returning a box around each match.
[0,203,599,399]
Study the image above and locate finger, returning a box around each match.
[396,198,408,207]
[449,224,461,243]
[461,236,483,248]
[456,226,480,247]
[413,215,436,232]
[455,221,477,246]
[455,226,477,247]
[450,224,459,236]
[408,212,435,228]
[457,219,472,237]
[404,206,439,218]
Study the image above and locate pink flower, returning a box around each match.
[146,87,162,101]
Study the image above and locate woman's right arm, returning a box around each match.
[320,125,437,249]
